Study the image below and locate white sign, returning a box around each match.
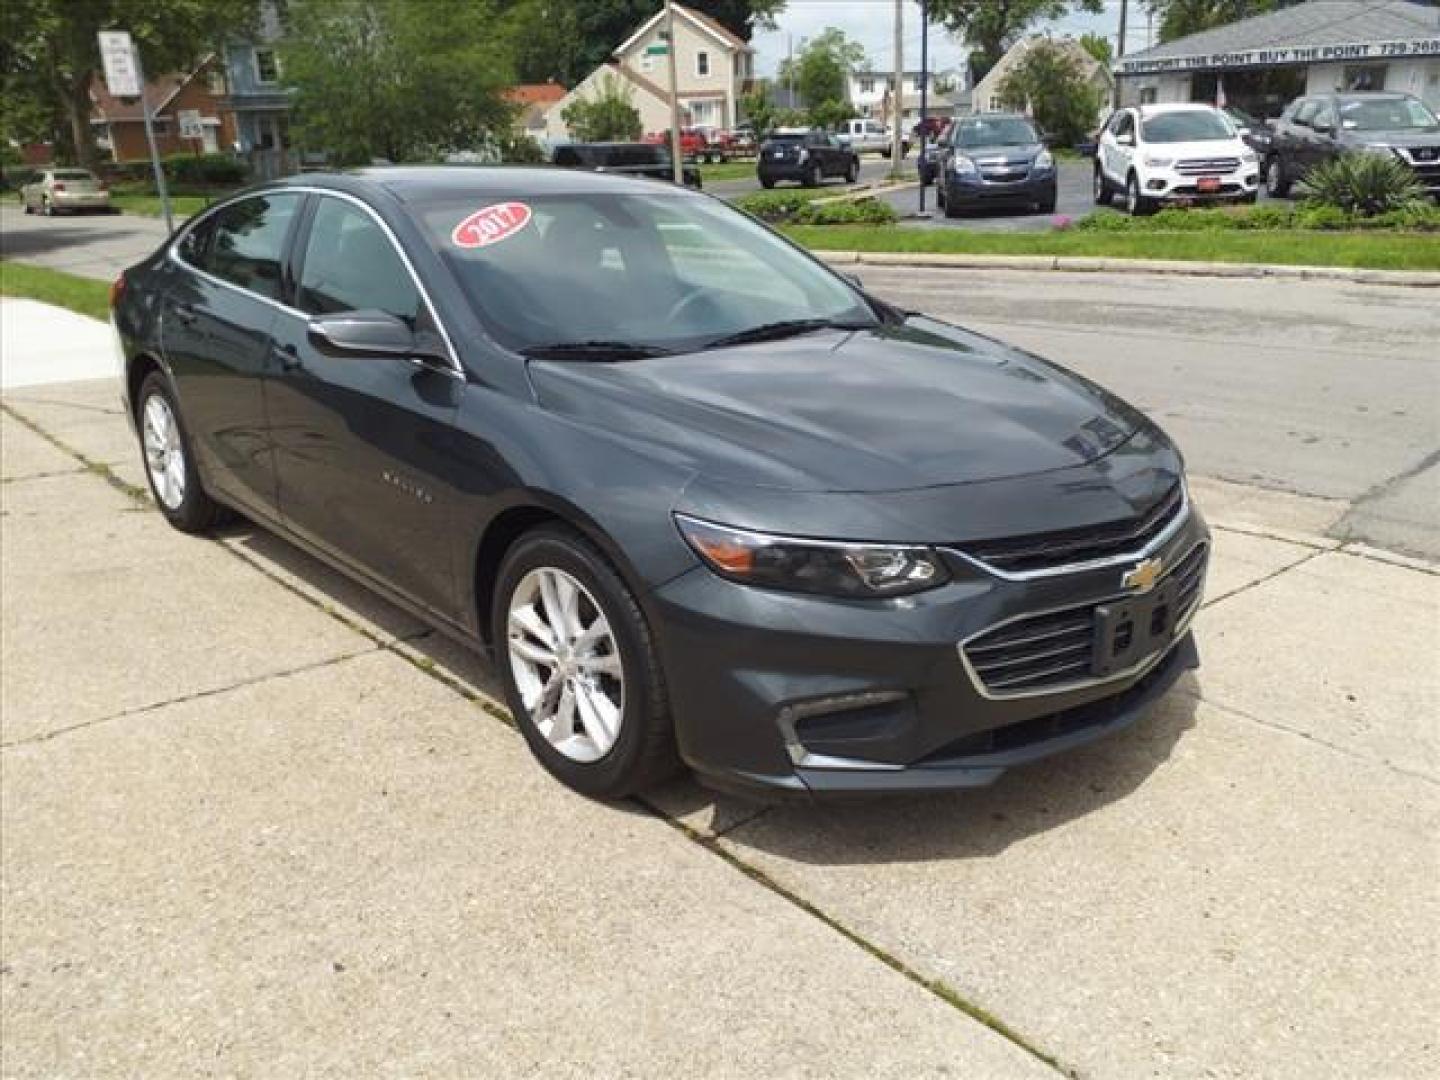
[97,30,142,98]
[1117,36,1440,76]
[178,109,204,139]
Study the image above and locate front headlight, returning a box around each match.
[1143,155,1174,168]
[951,154,977,176]
[675,515,950,598]
[1034,149,1054,170]
[1241,149,1258,164]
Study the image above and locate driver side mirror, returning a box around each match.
[308,310,448,366]
[1117,133,1135,147]
[1312,120,1334,135]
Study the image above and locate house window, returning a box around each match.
[1343,64,1386,92]
[1139,86,1158,105]
[859,77,874,94]
[254,48,280,84]
[988,96,1002,111]
[207,68,226,95]
[696,50,710,77]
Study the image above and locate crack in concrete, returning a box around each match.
[0,401,149,504]
[0,647,379,751]
[0,467,87,485]
[1199,546,1330,611]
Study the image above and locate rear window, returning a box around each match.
[767,133,805,144]
[595,144,669,167]
[54,170,96,180]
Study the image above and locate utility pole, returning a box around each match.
[1114,0,1129,108]
[665,0,683,185]
[918,0,930,214]
[891,0,904,169]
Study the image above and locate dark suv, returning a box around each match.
[552,142,702,189]
[1263,92,1440,199]
[935,114,1058,217]
[757,128,860,188]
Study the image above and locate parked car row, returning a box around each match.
[642,126,756,163]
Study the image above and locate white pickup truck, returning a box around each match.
[839,118,910,158]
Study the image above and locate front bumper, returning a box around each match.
[945,169,1056,207]
[650,504,1209,798]
[1144,166,1259,203]
[757,160,809,182]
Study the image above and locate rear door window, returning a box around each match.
[202,193,302,301]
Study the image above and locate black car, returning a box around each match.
[757,128,859,188]
[552,142,702,189]
[935,114,1058,217]
[112,167,1207,800]
[1263,92,1440,199]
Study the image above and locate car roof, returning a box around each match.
[270,165,697,204]
[1330,91,1414,100]
[958,114,1031,123]
[1135,103,1220,115]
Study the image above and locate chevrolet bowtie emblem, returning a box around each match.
[1122,556,1164,593]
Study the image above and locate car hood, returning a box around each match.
[1144,138,1248,159]
[1338,126,1440,149]
[527,317,1150,494]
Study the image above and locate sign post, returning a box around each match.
[98,30,174,234]
[663,2,684,186]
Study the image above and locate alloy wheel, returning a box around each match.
[142,392,186,510]
[1266,160,1283,196]
[507,566,624,763]
[1126,177,1140,215]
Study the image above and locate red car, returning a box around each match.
[644,128,709,161]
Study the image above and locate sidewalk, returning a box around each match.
[2,305,1437,1077]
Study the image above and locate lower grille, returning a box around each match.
[963,542,1207,696]
[962,482,1185,575]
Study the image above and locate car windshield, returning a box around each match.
[422,192,876,355]
[956,118,1037,147]
[1141,110,1234,142]
[1339,98,1439,131]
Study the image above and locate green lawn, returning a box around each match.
[1,261,111,321]
[781,225,1440,271]
[110,192,214,219]
[698,160,759,182]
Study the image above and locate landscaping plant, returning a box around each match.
[1299,152,1429,216]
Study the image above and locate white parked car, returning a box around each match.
[19,168,112,215]
[1094,103,1259,215]
[839,118,909,158]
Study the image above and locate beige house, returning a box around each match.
[972,35,1114,123]
[544,2,755,141]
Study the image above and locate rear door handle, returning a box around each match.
[274,342,301,372]
[172,303,198,326]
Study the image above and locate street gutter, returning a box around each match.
[815,250,1440,287]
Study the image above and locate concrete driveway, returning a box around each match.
[3,259,1437,1077]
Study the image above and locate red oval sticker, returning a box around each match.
[451,202,533,249]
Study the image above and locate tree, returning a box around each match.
[776,27,865,111]
[740,82,778,136]
[497,0,786,87]
[927,1,1103,86]
[1079,31,1112,66]
[561,74,642,141]
[2,0,262,168]
[997,39,1100,145]
[1144,0,1299,43]
[281,0,514,165]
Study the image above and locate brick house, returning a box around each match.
[90,54,237,162]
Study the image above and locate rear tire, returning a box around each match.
[493,525,678,799]
[136,371,229,533]
[42,197,55,217]
[759,176,775,189]
[1038,194,1058,214]
[804,163,822,188]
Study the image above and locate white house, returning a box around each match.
[847,69,965,118]
[544,3,755,140]
[972,35,1114,122]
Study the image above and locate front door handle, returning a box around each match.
[274,343,301,372]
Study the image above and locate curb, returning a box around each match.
[814,250,1440,286]
[809,180,918,206]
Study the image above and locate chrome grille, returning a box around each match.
[962,483,1185,575]
[1175,157,1240,175]
[963,543,1207,696]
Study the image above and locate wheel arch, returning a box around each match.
[126,351,166,423]
[469,493,655,649]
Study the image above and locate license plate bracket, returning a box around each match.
[1092,582,1179,677]
[1197,176,1222,193]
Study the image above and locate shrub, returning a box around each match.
[561,74,641,142]
[165,153,249,186]
[733,189,820,222]
[1299,152,1427,215]
[1292,203,1354,231]
[498,133,546,164]
[794,197,896,225]
[1237,205,1294,230]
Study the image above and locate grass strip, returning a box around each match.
[782,225,1440,271]
[1,260,111,320]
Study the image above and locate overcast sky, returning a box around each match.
[750,0,1158,77]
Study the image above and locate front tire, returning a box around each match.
[1126,173,1155,216]
[803,163,822,188]
[1094,167,1112,206]
[845,159,859,183]
[136,371,228,533]
[493,525,677,799]
[42,197,55,217]
[1265,156,1291,198]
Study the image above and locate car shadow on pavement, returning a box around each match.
[215,514,1201,863]
[1,219,141,259]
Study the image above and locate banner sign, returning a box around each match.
[1116,37,1440,76]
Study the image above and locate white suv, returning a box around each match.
[1095,103,1260,215]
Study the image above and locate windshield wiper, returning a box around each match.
[520,340,675,361]
[704,318,873,350]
